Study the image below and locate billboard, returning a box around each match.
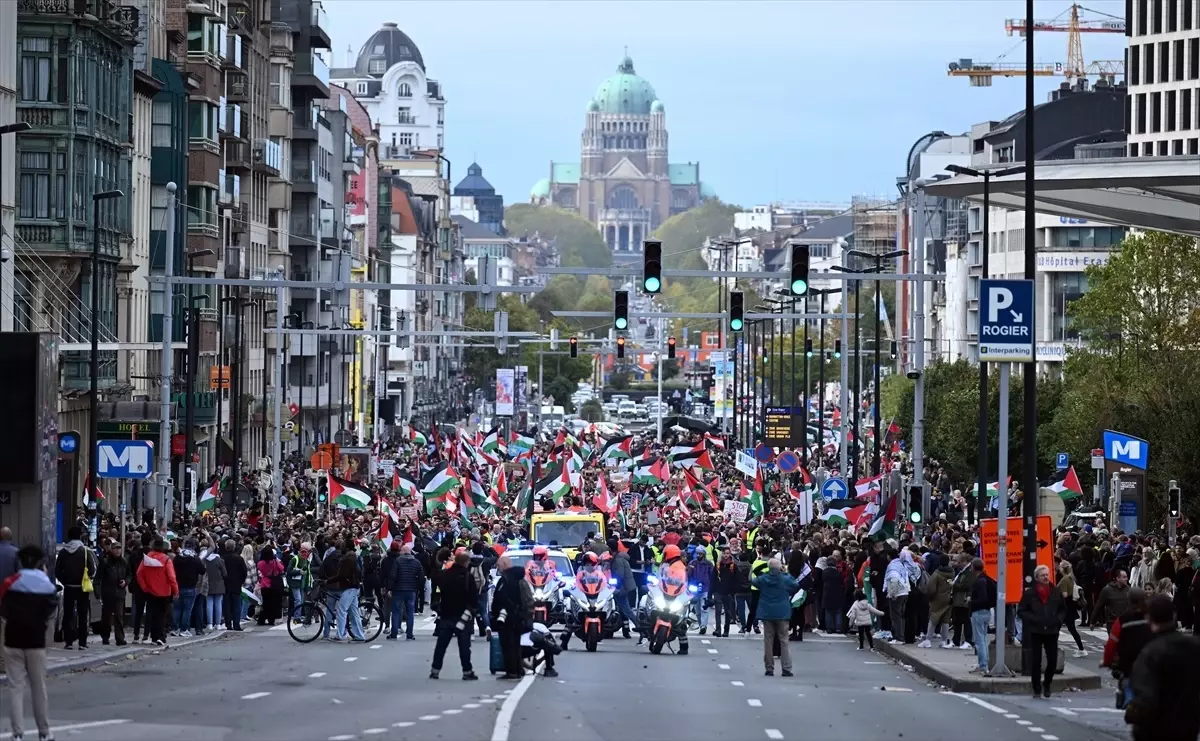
[495,368,515,416]
[713,358,734,419]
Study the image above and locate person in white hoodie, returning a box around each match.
[883,550,916,645]
[846,589,885,650]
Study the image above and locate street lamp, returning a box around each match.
[944,163,1025,520]
[88,189,124,511]
[0,122,31,334]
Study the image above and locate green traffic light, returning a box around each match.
[644,276,661,293]
[834,351,841,359]
[791,278,808,295]
[909,511,922,524]
[806,351,813,358]
[615,317,628,330]
[730,318,743,331]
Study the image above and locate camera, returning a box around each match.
[905,365,921,380]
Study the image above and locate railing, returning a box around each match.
[311,53,329,87]
[311,0,328,30]
[253,138,282,171]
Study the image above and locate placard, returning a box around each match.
[723,500,749,523]
[399,505,420,521]
[736,450,758,478]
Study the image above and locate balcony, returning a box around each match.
[225,138,252,172]
[186,0,221,17]
[227,72,249,104]
[396,115,416,125]
[229,203,247,235]
[218,171,241,206]
[253,138,282,176]
[186,244,220,271]
[310,0,332,49]
[293,51,330,96]
[292,159,316,193]
[293,107,318,140]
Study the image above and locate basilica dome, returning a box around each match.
[592,55,658,115]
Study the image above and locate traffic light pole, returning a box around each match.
[992,361,1013,677]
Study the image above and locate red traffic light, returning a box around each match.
[667,336,676,359]
[569,336,578,357]
[616,336,626,358]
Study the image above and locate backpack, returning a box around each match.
[470,562,486,593]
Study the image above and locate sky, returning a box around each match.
[322,0,1129,208]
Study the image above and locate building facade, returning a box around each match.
[0,0,18,333]
[1126,0,1200,156]
[452,162,503,235]
[531,55,711,254]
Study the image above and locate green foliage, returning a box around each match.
[461,294,592,393]
[879,373,912,423]
[544,376,578,413]
[663,358,681,380]
[580,398,605,422]
[609,371,632,391]
[504,204,612,268]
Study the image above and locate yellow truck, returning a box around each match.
[528,510,607,560]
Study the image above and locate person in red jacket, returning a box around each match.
[136,538,178,646]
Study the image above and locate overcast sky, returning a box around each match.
[323,0,1128,208]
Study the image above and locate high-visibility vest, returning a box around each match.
[750,557,770,591]
[745,527,759,550]
[650,545,662,565]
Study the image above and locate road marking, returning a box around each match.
[0,720,131,739]
[718,663,730,670]
[444,709,463,715]
[881,687,912,692]
[481,698,498,704]
[863,661,888,664]
[701,639,711,644]
[308,672,327,678]
[463,703,481,708]
[707,648,718,654]
[393,722,415,728]
[493,693,509,699]
[419,714,441,721]
[1068,708,1123,713]
[1042,736,1059,741]
[747,699,763,707]
[1004,714,1020,719]
[941,691,1008,715]
[328,736,355,741]
[732,681,745,686]
[491,671,536,741]
[363,729,389,735]
[344,656,358,662]
[1051,708,1077,717]
[1017,720,1032,726]
[241,692,272,700]
[370,644,382,650]
[1028,728,1045,733]
[766,731,784,740]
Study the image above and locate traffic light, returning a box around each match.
[907,484,923,524]
[834,339,842,359]
[616,336,626,359]
[614,290,629,330]
[789,244,810,296]
[642,240,662,294]
[318,477,328,504]
[569,336,578,358]
[667,336,676,359]
[729,291,744,332]
[890,341,898,359]
[805,338,813,358]
[1169,483,1181,518]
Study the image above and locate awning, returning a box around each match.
[925,155,1200,237]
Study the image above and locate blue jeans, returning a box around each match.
[291,588,304,619]
[323,590,342,639]
[614,590,638,625]
[735,595,749,629]
[694,591,709,628]
[970,610,991,670]
[206,594,223,627]
[824,608,842,634]
[390,591,416,638]
[335,587,365,641]
[173,588,197,632]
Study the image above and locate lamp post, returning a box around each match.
[182,248,215,493]
[297,320,314,453]
[0,122,31,333]
[806,287,841,465]
[945,163,1025,520]
[88,189,124,510]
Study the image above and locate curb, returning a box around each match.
[874,640,1103,695]
[0,630,232,685]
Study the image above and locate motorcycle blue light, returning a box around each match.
[687,585,699,594]
[647,575,660,585]
[608,578,618,586]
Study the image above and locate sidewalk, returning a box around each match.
[0,629,236,685]
[875,639,1103,695]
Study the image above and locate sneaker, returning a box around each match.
[857,646,864,651]
[941,641,956,649]
[386,635,398,640]
[1072,649,1088,658]
[39,734,55,741]
[429,669,440,680]
[1043,687,1051,699]
[543,667,559,678]
[764,670,774,676]
[462,671,479,681]
[968,665,982,673]
[64,644,74,650]
[406,635,415,641]
[781,670,793,677]
[169,630,179,637]
[152,639,165,647]
[888,639,903,645]
[699,627,707,635]
[917,640,932,648]
[959,643,973,650]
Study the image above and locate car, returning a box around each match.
[602,402,618,415]
[617,401,638,419]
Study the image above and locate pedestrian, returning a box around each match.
[0,526,17,672]
[256,546,285,627]
[918,556,954,648]
[202,541,227,631]
[751,558,798,677]
[949,552,976,648]
[171,539,203,637]
[490,554,535,679]
[0,545,58,741]
[54,525,96,650]
[429,550,479,680]
[285,542,313,621]
[136,537,178,647]
[883,550,914,646]
[1100,587,1152,707]
[1125,593,1200,741]
[387,543,424,641]
[688,547,713,635]
[1058,561,1087,658]
[329,539,366,641]
[846,588,885,650]
[1092,568,1132,632]
[1017,563,1066,698]
[611,546,640,638]
[221,539,248,631]
[126,535,149,644]
[97,541,128,646]
[968,558,996,675]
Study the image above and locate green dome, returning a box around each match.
[700,181,717,200]
[593,55,657,115]
[530,177,551,199]
[587,99,600,112]
[650,100,664,113]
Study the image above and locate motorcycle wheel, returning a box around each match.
[585,627,600,653]
[649,625,669,655]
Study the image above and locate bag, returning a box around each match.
[1072,583,1084,602]
[489,632,505,675]
[790,589,807,608]
[81,552,94,594]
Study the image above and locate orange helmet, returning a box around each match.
[583,552,599,565]
[532,545,548,558]
[663,544,682,561]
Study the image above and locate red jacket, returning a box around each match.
[136,551,178,598]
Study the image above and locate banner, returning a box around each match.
[495,369,515,416]
[723,500,749,523]
[736,450,758,478]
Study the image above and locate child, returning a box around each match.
[846,589,885,650]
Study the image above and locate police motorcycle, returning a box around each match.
[524,550,569,629]
[636,570,698,655]
[561,558,620,652]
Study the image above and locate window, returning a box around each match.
[151,99,173,147]
[368,58,386,75]
[150,185,170,230]
[397,106,412,124]
[1160,41,1170,81]
[269,63,287,107]
[187,16,222,56]
[18,151,56,219]
[1176,39,1186,82]
[436,107,444,125]
[187,186,216,229]
[1190,38,1199,79]
[398,82,412,98]
[1183,88,1193,130]
[1146,43,1155,83]
[399,132,413,146]
[1136,92,1147,133]
[1186,0,1195,30]
[356,82,367,95]
[1153,0,1163,33]
[437,133,443,149]
[1151,91,1162,132]
[19,37,52,102]
[1137,0,1148,35]
[1130,44,1141,85]
[1167,90,1177,131]
[1168,0,1178,31]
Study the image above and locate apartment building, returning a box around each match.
[1126,0,1200,156]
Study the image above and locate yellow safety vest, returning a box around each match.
[651,545,662,565]
[745,527,758,550]
[750,558,770,591]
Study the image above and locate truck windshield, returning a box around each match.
[534,521,600,548]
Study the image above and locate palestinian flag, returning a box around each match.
[459,481,482,528]
[1041,466,1083,502]
[971,478,1011,497]
[514,476,534,517]
[330,475,372,510]
[739,468,765,519]
[632,456,669,485]
[419,461,461,513]
[669,443,715,471]
[820,500,868,527]
[378,517,393,550]
[684,468,719,510]
[703,432,726,450]
[393,469,420,502]
[196,477,220,513]
[400,523,415,548]
[591,474,617,517]
[377,497,401,525]
[534,464,573,505]
[601,435,634,462]
[82,474,104,508]
[490,466,508,508]
[482,426,506,457]
[510,431,535,455]
[467,473,489,511]
[409,427,428,446]
[866,491,898,541]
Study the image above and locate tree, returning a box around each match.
[504,204,612,268]
[580,398,605,422]
[663,358,681,380]
[545,376,578,413]
[461,293,592,394]
[609,370,632,391]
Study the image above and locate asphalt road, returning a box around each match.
[7,621,1130,741]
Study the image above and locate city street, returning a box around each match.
[14,625,1129,741]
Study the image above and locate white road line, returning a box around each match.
[462,703,481,708]
[344,656,358,662]
[1017,720,1033,726]
[480,698,498,704]
[309,672,327,678]
[1051,708,1077,717]
[0,720,131,740]
[881,687,912,692]
[241,691,272,700]
[747,699,763,707]
[701,639,711,644]
[863,661,889,664]
[707,648,718,653]
[1042,736,1059,741]
[363,729,389,735]
[718,663,730,670]
[941,691,1008,715]
[491,671,536,741]
[1004,714,1020,719]
[328,736,355,741]
[443,709,463,715]
[393,722,415,728]
[1028,728,1045,733]
[731,680,745,686]
[1069,708,1124,713]
[359,676,369,681]
[765,731,784,740]
[370,644,382,650]
[419,714,441,721]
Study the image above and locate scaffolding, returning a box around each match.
[850,196,899,271]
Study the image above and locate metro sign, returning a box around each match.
[979,279,1034,362]
[96,439,155,479]
[1103,430,1149,470]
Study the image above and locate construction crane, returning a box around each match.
[948,3,1125,87]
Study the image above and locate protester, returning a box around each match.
[490,553,535,679]
[429,550,478,680]
[752,558,797,677]
[0,545,57,741]
[54,525,97,650]
[1125,594,1200,741]
[136,537,178,647]
[97,541,129,646]
[1018,564,1067,698]
[387,543,424,641]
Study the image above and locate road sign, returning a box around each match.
[754,444,775,464]
[776,450,799,473]
[1103,429,1149,470]
[57,431,79,456]
[979,514,1053,603]
[979,279,1034,362]
[96,440,155,479]
[1056,452,1069,470]
[821,476,849,501]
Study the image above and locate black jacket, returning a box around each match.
[821,565,846,611]
[1017,584,1067,636]
[174,553,204,590]
[332,553,362,590]
[389,553,425,593]
[222,552,248,593]
[98,552,129,601]
[490,565,533,632]
[713,559,739,595]
[0,569,58,649]
[1128,629,1200,741]
[436,563,478,622]
[1115,612,1155,676]
[53,542,96,588]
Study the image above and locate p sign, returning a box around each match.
[979,279,1034,362]
[1103,430,1148,470]
[96,439,155,479]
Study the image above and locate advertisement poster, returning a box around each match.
[495,368,515,416]
[713,358,734,419]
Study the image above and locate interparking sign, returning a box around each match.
[979,279,1034,362]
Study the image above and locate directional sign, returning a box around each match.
[1056,452,1069,471]
[979,279,1034,362]
[96,440,154,479]
[821,476,849,501]
[1103,429,1149,470]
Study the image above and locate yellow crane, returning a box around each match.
[948,4,1125,87]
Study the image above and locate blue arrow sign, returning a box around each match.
[979,279,1034,362]
[95,439,155,480]
[821,476,848,501]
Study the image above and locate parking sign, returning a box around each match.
[979,279,1034,362]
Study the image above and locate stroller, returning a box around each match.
[490,622,562,675]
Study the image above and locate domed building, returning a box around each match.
[533,54,705,253]
[331,23,446,159]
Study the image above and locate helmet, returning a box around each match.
[599,552,613,562]
[532,545,548,558]
[663,544,682,561]
[583,552,599,565]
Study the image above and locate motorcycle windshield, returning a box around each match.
[526,561,555,588]
[576,567,606,597]
[660,573,687,598]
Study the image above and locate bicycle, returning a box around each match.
[287,584,384,644]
